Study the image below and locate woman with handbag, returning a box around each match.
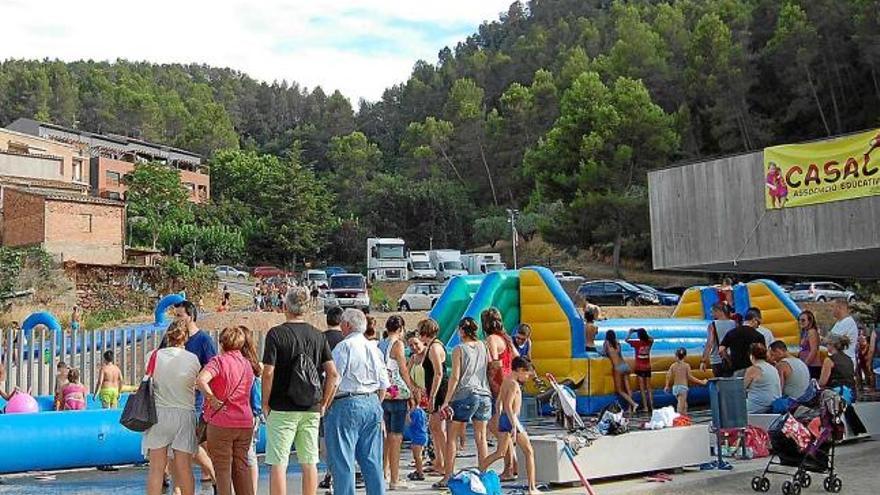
[380,316,419,490]
[196,326,260,495]
[143,320,201,495]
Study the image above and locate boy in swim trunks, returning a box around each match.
[54,361,69,410]
[95,350,122,408]
[664,348,707,415]
[479,356,540,495]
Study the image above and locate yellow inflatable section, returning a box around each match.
[519,268,587,386]
[672,281,800,345]
[748,282,800,346]
[673,287,705,319]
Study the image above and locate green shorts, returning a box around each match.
[98,388,120,408]
[264,410,321,466]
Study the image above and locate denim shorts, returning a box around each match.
[450,394,492,423]
[382,399,408,434]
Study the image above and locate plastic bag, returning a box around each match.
[448,469,501,495]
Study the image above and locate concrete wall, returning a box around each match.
[0,152,64,181]
[0,129,90,185]
[648,151,880,277]
[43,199,125,265]
[1,189,45,246]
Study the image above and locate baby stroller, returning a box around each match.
[751,384,846,495]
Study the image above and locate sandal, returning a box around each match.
[432,480,449,489]
[407,471,425,481]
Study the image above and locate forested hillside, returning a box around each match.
[2,0,878,269]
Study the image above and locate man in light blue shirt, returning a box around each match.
[324,309,389,495]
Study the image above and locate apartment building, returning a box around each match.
[6,118,209,203]
[0,128,90,185]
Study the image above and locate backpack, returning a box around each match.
[281,323,322,408]
[288,353,322,408]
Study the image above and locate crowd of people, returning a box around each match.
[134,287,541,495]
[587,293,875,417]
[1,277,876,494]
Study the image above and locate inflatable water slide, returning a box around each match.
[0,294,268,474]
[428,267,801,414]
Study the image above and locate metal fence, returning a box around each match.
[2,327,265,397]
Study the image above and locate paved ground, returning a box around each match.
[0,427,875,495]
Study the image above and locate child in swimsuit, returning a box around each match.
[95,350,123,408]
[62,368,87,411]
[626,328,655,413]
[603,330,638,413]
[54,361,70,410]
[664,348,707,415]
[479,357,540,495]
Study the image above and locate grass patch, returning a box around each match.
[82,308,140,330]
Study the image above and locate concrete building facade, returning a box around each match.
[6,118,208,203]
[0,128,89,185]
[648,150,880,278]
[2,188,125,265]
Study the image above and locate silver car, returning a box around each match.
[789,282,856,303]
[215,265,248,280]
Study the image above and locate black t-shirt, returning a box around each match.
[262,322,332,412]
[720,325,764,372]
[324,328,344,351]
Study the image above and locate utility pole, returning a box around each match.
[507,208,519,269]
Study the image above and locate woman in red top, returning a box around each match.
[626,328,654,414]
[482,308,519,481]
[197,326,261,495]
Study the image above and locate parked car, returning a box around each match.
[215,265,248,280]
[789,282,856,303]
[324,274,370,312]
[635,284,681,306]
[252,266,291,279]
[576,280,660,306]
[398,283,444,311]
[554,271,586,283]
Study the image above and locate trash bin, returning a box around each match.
[708,377,747,429]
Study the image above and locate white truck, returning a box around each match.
[462,253,506,275]
[407,250,437,280]
[366,237,408,281]
[430,249,468,281]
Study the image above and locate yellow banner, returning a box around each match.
[763,128,880,209]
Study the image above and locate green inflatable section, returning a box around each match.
[447,270,521,348]
[427,275,484,346]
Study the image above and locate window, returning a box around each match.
[580,283,600,296]
[604,282,622,293]
[79,214,93,233]
[72,159,83,182]
[106,171,121,187]
[106,192,121,200]
[184,182,196,193]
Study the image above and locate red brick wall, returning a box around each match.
[95,157,210,203]
[43,199,125,265]
[93,157,133,200]
[2,188,45,246]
